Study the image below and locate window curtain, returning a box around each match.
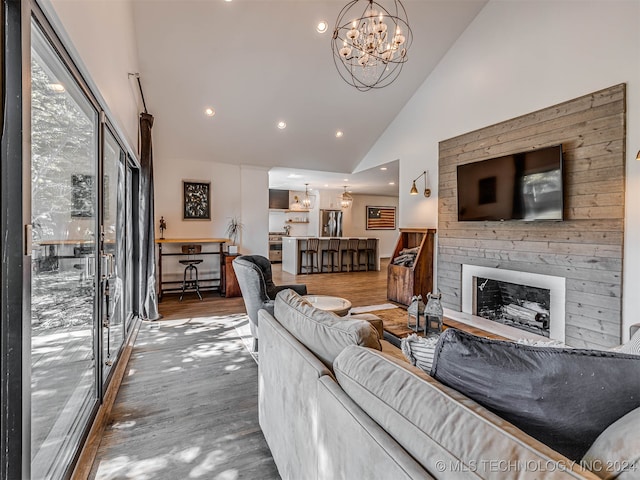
[139,112,160,320]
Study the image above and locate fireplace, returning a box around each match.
[475,277,550,337]
[461,265,566,342]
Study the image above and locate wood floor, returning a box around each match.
[86,260,391,479]
[157,259,391,321]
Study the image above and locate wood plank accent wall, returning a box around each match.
[437,84,626,349]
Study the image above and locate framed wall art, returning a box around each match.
[366,206,396,230]
[183,180,211,220]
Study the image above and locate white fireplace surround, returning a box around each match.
[456,264,566,343]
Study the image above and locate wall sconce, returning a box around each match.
[636,150,640,161]
[410,171,431,197]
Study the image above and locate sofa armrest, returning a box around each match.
[350,313,384,339]
[271,284,308,297]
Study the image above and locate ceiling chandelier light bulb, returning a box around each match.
[302,183,312,208]
[340,186,353,209]
[332,0,412,91]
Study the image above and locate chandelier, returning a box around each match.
[332,0,412,92]
[302,183,313,209]
[340,186,353,209]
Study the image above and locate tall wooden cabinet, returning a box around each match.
[387,228,436,306]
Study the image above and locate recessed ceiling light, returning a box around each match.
[316,21,328,33]
[224,0,232,2]
[335,130,344,138]
[343,178,349,182]
[277,121,287,129]
[380,167,387,171]
[204,107,215,117]
[324,184,329,187]
[389,182,395,185]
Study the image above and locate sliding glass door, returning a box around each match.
[29,17,139,477]
[30,22,98,479]
[102,130,126,378]
[1,3,141,477]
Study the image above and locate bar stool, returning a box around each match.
[321,238,341,272]
[364,238,377,271]
[357,239,369,271]
[179,244,203,301]
[340,238,360,272]
[299,238,319,274]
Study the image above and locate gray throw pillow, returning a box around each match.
[431,329,640,461]
[581,406,640,479]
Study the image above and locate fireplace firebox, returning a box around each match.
[475,277,550,337]
[461,264,566,342]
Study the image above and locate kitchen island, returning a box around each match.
[282,237,379,274]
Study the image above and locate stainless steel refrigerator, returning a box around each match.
[320,209,343,237]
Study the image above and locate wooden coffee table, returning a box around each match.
[303,295,352,316]
[368,307,507,347]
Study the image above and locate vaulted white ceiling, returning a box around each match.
[131,0,486,192]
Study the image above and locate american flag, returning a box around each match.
[367,207,396,229]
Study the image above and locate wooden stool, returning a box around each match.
[179,244,203,300]
[340,238,360,272]
[299,238,319,273]
[321,238,341,272]
[357,239,369,271]
[364,238,377,271]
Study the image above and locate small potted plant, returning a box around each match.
[226,216,243,254]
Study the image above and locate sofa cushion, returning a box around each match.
[431,329,640,461]
[333,345,592,479]
[273,289,381,368]
[581,406,640,479]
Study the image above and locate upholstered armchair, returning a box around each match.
[233,255,307,351]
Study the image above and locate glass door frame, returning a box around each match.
[2,1,143,477]
[1,0,31,478]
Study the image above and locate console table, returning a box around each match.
[156,238,229,300]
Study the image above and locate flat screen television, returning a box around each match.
[457,144,564,222]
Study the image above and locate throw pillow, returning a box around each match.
[581,406,640,479]
[431,329,640,461]
[274,289,381,368]
[400,334,439,374]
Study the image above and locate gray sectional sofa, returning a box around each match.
[257,290,617,480]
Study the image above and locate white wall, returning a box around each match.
[46,0,142,152]
[241,166,269,257]
[154,156,240,240]
[341,195,399,258]
[357,0,640,340]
